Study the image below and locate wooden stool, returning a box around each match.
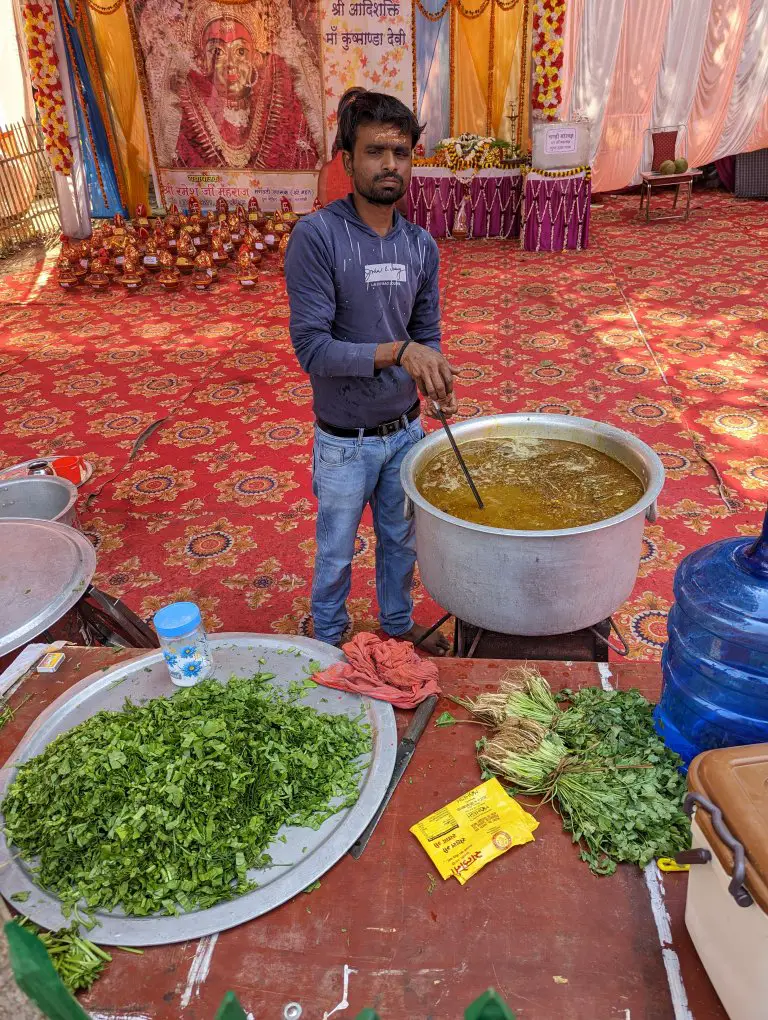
[639,168,702,222]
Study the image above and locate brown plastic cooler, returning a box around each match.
[681,743,768,1020]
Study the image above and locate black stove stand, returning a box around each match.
[452,616,627,661]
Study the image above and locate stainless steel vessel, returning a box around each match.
[400,414,665,636]
[0,476,78,527]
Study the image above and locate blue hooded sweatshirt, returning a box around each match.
[284,195,441,429]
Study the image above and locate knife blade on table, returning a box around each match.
[348,693,439,859]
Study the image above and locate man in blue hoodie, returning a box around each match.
[285,89,456,655]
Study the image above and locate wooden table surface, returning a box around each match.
[0,648,726,1020]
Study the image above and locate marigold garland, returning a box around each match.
[531,0,564,120]
[22,0,73,174]
[522,164,590,179]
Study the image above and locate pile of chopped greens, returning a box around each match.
[12,917,130,993]
[457,669,690,875]
[2,675,371,917]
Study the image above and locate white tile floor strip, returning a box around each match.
[180,933,219,1009]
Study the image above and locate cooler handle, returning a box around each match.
[404,495,414,520]
[645,500,657,523]
[683,792,753,908]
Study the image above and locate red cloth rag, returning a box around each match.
[313,632,441,709]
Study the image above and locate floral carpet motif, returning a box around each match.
[1,191,766,659]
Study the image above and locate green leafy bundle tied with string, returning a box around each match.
[2,675,371,917]
[460,668,690,875]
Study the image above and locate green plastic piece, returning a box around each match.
[464,987,516,1020]
[354,1011,381,1020]
[214,991,249,1020]
[4,921,90,1020]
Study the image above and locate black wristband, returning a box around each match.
[395,339,412,366]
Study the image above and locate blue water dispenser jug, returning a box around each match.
[654,504,768,767]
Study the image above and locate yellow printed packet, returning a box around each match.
[409,778,539,885]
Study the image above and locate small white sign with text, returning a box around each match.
[544,127,578,155]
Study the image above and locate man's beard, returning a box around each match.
[355,172,406,205]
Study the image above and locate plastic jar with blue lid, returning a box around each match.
[154,601,213,687]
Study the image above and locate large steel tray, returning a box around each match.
[0,634,397,945]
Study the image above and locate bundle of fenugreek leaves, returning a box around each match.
[455,668,690,875]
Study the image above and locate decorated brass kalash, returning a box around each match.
[210,230,229,267]
[157,248,181,290]
[165,203,181,231]
[227,211,242,244]
[247,196,266,229]
[189,213,207,247]
[123,241,146,275]
[235,243,258,288]
[175,231,196,274]
[263,218,278,253]
[120,249,144,291]
[277,232,290,271]
[280,195,299,228]
[143,231,161,270]
[133,203,150,231]
[56,244,79,289]
[164,221,178,251]
[76,239,91,271]
[219,224,234,253]
[312,197,323,212]
[215,197,228,223]
[86,248,113,290]
[188,194,209,234]
[193,249,215,290]
[245,225,264,261]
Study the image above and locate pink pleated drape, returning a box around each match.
[591,0,671,192]
[687,0,751,167]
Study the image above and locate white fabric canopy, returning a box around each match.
[561,0,768,191]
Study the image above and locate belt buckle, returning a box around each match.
[378,419,400,437]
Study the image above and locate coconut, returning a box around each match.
[674,157,689,173]
[658,159,676,175]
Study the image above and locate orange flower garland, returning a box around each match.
[22,1,73,174]
[531,0,565,120]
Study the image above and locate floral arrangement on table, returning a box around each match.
[414,134,521,173]
[531,0,566,120]
[21,0,73,174]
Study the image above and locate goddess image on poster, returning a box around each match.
[132,0,324,171]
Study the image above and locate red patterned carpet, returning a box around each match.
[1,191,766,659]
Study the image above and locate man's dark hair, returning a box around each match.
[337,88,423,153]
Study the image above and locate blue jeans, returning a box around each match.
[311,418,425,646]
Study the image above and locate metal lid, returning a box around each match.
[673,505,768,654]
[688,742,768,914]
[0,519,96,656]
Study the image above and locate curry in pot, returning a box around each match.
[416,437,645,530]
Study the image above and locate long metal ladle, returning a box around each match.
[432,401,484,510]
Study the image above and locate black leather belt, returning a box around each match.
[317,400,420,438]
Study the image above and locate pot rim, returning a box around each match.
[401,412,665,538]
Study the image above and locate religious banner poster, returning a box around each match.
[128,0,325,210]
[320,0,413,152]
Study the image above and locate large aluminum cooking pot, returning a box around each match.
[0,476,78,527]
[401,414,665,636]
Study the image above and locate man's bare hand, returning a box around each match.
[425,392,459,418]
[400,344,456,403]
